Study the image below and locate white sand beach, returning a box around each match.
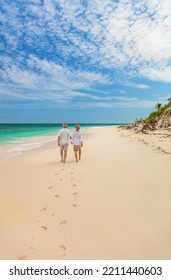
[0,126,171,260]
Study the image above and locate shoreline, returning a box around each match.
[0,123,117,146]
[0,135,57,163]
[0,125,114,163]
[0,126,171,260]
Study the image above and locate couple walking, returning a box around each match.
[57,123,83,163]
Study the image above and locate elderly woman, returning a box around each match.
[71,124,83,162]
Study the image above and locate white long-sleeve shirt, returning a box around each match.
[58,128,70,145]
[71,130,83,145]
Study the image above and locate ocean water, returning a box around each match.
[0,123,123,145]
[0,123,124,162]
[0,124,58,145]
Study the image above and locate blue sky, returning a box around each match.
[0,0,171,123]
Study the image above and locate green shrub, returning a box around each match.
[134,99,171,124]
[145,105,168,123]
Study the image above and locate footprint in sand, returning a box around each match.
[48,186,53,189]
[73,192,77,196]
[72,204,77,208]
[59,178,63,181]
[52,213,55,216]
[59,244,66,256]
[59,244,66,250]
[54,195,59,198]
[72,184,77,187]
[41,226,47,231]
[17,255,26,260]
[29,247,34,250]
[40,207,46,212]
[60,220,66,225]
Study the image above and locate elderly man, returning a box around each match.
[57,123,70,163]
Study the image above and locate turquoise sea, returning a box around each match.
[0,123,125,145]
[0,123,126,162]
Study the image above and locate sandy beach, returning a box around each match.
[0,126,171,260]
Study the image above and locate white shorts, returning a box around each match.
[60,144,68,151]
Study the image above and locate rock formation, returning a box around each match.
[120,98,171,133]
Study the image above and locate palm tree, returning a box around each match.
[155,103,162,110]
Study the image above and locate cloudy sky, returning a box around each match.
[0,0,171,123]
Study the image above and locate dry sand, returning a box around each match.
[0,126,171,260]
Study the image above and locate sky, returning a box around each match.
[0,0,171,123]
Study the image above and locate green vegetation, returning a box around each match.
[135,98,171,125]
[145,105,168,122]
[154,103,162,110]
[134,118,144,123]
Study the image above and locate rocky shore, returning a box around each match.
[120,99,171,135]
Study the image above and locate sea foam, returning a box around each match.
[0,137,56,163]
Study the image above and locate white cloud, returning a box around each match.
[140,66,171,83]
[1,0,171,110]
[158,96,171,101]
[126,82,149,89]
[2,0,171,73]
[73,99,157,109]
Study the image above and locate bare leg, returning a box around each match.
[63,151,67,163]
[74,151,78,162]
[79,148,81,160]
[60,149,64,162]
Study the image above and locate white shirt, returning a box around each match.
[71,130,83,145]
[58,128,70,145]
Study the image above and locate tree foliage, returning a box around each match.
[142,98,171,124]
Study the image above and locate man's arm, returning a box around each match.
[58,135,60,146]
[70,132,73,144]
[80,132,83,146]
